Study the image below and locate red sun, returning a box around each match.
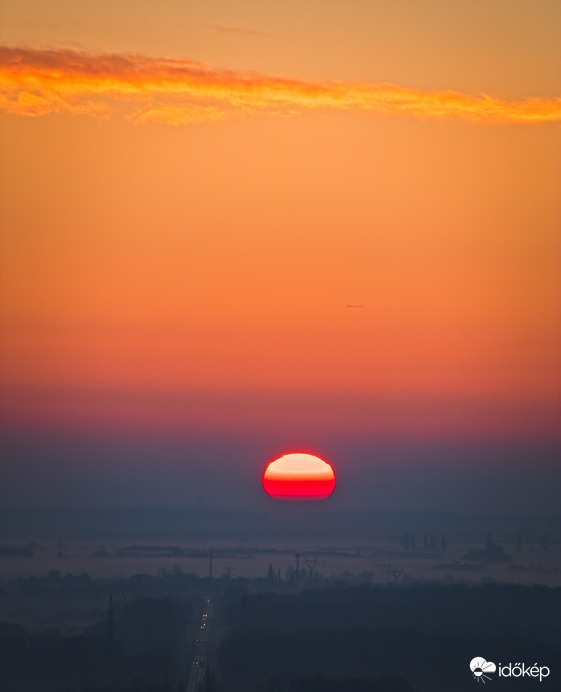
[263,453,336,501]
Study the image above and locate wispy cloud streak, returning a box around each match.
[1,46,559,125]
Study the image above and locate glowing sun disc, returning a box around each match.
[263,453,336,500]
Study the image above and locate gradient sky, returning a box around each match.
[1,0,560,512]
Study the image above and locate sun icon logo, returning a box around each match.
[469,657,497,683]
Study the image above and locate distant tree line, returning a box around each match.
[0,597,193,692]
[0,543,37,557]
[217,583,561,692]
[1,570,560,692]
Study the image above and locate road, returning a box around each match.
[186,597,213,692]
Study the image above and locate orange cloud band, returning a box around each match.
[1,46,560,125]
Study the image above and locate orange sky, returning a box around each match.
[1,0,560,443]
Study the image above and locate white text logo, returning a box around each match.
[470,657,551,684]
[499,662,550,682]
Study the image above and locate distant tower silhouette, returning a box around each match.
[106,595,115,684]
[106,595,114,649]
[209,548,213,579]
[387,564,403,583]
[305,553,318,579]
[295,552,300,576]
